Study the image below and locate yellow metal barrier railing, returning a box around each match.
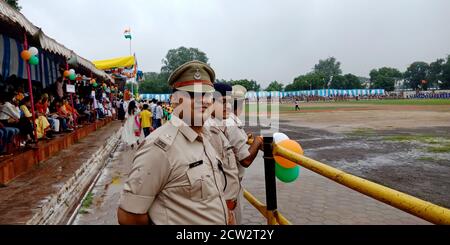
[244,137,450,225]
[272,143,450,225]
[243,189,292,225]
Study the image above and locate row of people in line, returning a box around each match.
[408,93,450,99]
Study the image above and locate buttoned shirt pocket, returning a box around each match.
[186,165,205,201]
[225,146,238,169]
[186,161,221,202]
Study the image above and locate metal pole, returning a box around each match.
[130,80,134,97]
[23,33,38,143]
[263,136,277,225]
[66,63,77,128]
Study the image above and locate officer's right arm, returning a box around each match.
[118,141,171,225]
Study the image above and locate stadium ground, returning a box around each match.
[246,100,450,208]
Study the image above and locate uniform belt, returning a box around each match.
[226,199,237,210]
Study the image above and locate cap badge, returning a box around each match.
[194,69,202,80]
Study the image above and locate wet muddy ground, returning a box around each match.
[248,122,450,208]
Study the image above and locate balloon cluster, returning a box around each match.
[20,47,39,65]
[63,69,77,81]
[273,133,303,183]
[89,79,99,87]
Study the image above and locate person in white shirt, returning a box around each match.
[153,101,163,129]
[150,99,157,128]
[0,94,22,146]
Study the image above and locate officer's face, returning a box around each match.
[191,92,213,126]
[213,95,231,120]
[172,91,213,126]
[234,99,244,116]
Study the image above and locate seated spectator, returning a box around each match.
[0,94,20,150]
[95,98,105,120]
[75,97,91,124]
[18,97,37,143]
[63,98,80,127]
[15,86,26,102]
[102,99,113,118]
[85,98,97,122]
[36,94,62,133]
[0,121,20,156]
[56,100,74,131]
[21,96,53,140]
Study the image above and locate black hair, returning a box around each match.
[214,83,232,96]
[4,93,14,102]
[128,100,137,115]
[143,104,149,110]
[20,96,31,106]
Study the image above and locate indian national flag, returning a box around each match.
[124,29,132,40]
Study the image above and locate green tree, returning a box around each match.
[440,55,450,89]
[139,72,171,94]
[285,78,310,91]
[265,81,284,91]
[314,57,342,79]
[404,62,430,90]
[343,74,363,89]
[161,47,209,76]
[329,75,346,89]
[428,58,444,89]
[230,79,260,91]
[286,73,322,91]
[369,67,402,91]
[6,0,21,11]
[286,57,343,91]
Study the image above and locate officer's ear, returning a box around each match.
[171,91,184,108]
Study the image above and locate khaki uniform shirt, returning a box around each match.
[119,116,228,225]
[225,113,250,180]
[205,118,241,201]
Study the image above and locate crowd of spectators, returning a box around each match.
[0,75,116,158]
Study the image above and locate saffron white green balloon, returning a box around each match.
[275,163,300,183]
[29,47,39,56]
[28,55,39,65]
[273,133,289,144]
[69,73,76,81]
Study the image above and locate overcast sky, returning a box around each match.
[20,0,450,87]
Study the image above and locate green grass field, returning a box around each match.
[245,104,355,113]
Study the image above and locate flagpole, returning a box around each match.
[125,27,134,96]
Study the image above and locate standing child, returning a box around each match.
[139,104,153,137]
